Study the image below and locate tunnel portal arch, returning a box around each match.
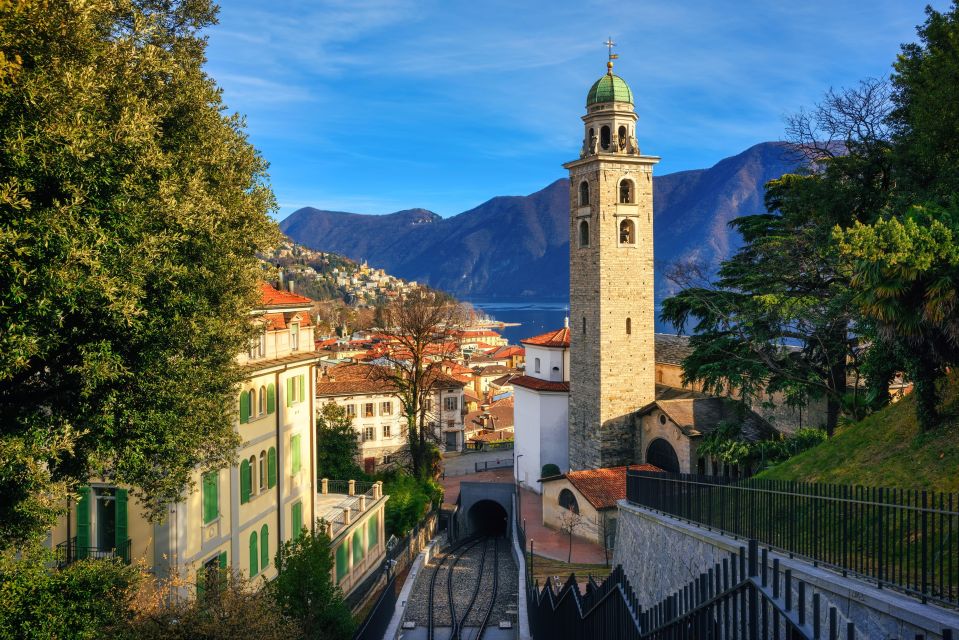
[454,482,514,540]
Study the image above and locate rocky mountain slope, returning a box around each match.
[280,142,798,301]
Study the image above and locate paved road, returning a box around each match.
[441,450,514,477]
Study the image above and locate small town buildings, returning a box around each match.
[464,396,515,445]
[316,478,388,595]
[47,282,356,593]
[513,324,571,493]
[315,362,467,467]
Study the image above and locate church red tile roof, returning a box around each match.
[544,464,661,510]
[521,326,570,348]
[511,375,569,393]
[259,282,313,307]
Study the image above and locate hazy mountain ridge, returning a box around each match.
[280,142,798,301]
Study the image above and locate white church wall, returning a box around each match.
[539,392,569,473]
[525,344,566,382]
[514,386,542,492]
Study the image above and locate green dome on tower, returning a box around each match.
[586,68,633,106]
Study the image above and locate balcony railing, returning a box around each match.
[55,537,131,568]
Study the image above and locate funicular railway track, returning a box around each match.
[426,537,501,640]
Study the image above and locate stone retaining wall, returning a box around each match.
[613,500,959,640]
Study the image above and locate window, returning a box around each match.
[249,455,258,495]
[291,501,303,539]
[534,357,541,373]
[286,374,305,406]
[444,396,458,412]
[248,389,256,420]
[202,472,218,525]
[267,383,276,414]
[240,459,251,503]
[626,317,632,335]
[364,402,375,418]
[260,524,270,570]
[363,426,375,442]
[267,447,277,488]
[582,316,586,335]
[619,179,634,204]
[382,424,391,438]
[258,331,266,357]
[447,419,454,430]
[258,451,265,490]
[618,125,628,149]
[579,181,589,206]
[619,218,635,244]
[249,531,259,577]
[240,391,251,424]
[290,323,300,350]
[258,386,266,416]
[424,398,433,413]
[345,403,356,418]
[380,401,392,416]
[291,435,301,474]
[578,220,589,248]
[600,125,610,150]
[559,488,580,514]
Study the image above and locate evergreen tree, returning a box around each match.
[315,402,363,480]
[0,0,278,548]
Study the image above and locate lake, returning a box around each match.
[464,298,675,345]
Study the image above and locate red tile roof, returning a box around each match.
[511,375,569,393]
[545,464,661,510]
[521,326,570,348]
[259,282,313,307]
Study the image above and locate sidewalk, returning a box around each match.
[516,486,606,565]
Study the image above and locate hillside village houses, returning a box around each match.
[48,282,387,599]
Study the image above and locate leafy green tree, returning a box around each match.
[271,525,355,640]
[0,1,278,547]
[316,402,363,480]
[380,470,441,536]
[0,546,142,639]
[835,204,959,430]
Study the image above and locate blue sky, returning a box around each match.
[203,1,942,220]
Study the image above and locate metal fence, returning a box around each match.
[475,456,514,472]
[626,469,959,608]
[528,538,873,640]
[55,537,131,567]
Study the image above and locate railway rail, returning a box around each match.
[426,536,502,640]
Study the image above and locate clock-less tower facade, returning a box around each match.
[565,60,659,470]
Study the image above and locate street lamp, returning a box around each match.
[515,453,524,527]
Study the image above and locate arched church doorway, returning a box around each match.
[646,438,680,473]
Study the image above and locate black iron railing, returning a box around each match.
[55,537,131,567]
[626,470,959,608]
[528,538,957,640]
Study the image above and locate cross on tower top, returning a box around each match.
[604,37,619,73]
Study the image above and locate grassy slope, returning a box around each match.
[759,376,959,492]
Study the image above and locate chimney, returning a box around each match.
[564,316,569,328]
[278,269,284,289]
[288,280,295,294]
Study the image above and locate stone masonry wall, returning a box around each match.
[613,500,959,639]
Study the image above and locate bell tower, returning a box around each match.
[565,46,659,470]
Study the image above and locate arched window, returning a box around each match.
[618,125,628,149]
[258,386,266,415]
[258,451,265,490]
[249,455,257,495]
[248,389,256,419]
[600,125,611,150]
[646,438,681,473]
[579,181,590,206]
[249,531,259,577]
[558,488,580,514]
[626,317,632,335]
[619,179,634,204]
[260,524,269,570]
[579,220,589,247]
[620,219,635,245]
[534,357,541,373]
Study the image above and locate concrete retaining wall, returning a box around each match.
[613,500,959,640]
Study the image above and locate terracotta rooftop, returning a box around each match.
[543,464,661,510]
[316,362,464,397]
[511,375,569,393]
[474,364,512,376]
[521,326,570,348]
[259,282,313,307]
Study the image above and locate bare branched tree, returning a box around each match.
[558,509,585,564]
[371,289,465,478]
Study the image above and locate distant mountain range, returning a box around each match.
[280,142,799,301]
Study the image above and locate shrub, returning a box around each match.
[541,463,561,477]
[380,471,442,537]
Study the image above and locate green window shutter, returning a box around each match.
[368,512,378,547]
[298,375,305,404]
[267,447,277,489]
[352,529,363,564]
[76,486,91,560]
[291,501,302,539]
[286,378,293,407]
[240,460,251,504]
[291,434,301,474]
[115,488,128,561]
[335,542,349,581]
[196,568,206,597]
[267,383,276,414]
[240,391,250,424]
[219,551,227,569]
[249,531,258,577]
[260,524,269,569]
[203,472,218,524]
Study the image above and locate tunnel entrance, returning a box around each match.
[467,499,508,537]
